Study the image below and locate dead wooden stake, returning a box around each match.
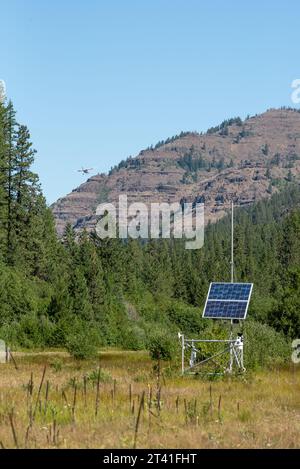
[33,365,47,419]
[72,382,77,421]
[176,396,179,414]
[218,395,222,421]
[113,379,116,400]
[24,424,31,448]
[184,399,187,424]
[44,380,50,415]
[83,375,87,408]
[129,383,132,411]
[95,367,101,417]
[111,389,114,406]
[62,389,68,407]
[9,410,19,449]
[9,350,18,370]
[133,391,145,449]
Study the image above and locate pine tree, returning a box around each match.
[62,223,78,261]
[4,101,18,264]
[0,102,7,257]
[69,267,93,320]
[10,124,41,265]
[78,231,106,310]
[14,125,38,205]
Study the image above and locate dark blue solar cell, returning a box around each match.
[208,283,252,301]
[203,282,253,319]
[203,300,248,319]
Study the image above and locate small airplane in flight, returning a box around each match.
[77,167,94,175]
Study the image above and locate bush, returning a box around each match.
[166,302,205,335]
[0,313,57,349]
[65,320,99,360]
[121,324,147,350]
[147,329,176,361]
[66,333,98,360]
[244,320,290,369]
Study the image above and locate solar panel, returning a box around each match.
[209,283,252,301]
[202,282,253,320]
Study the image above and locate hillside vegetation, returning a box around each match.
[52,107,300,236]
[0,101,299,368]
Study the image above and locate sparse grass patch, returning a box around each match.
[0,350,299,448]
[85,368,113,384]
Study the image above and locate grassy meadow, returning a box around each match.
[0,350,299,449]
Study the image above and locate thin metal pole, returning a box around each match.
[230,202,234,374]
[181,334,185,375]
[183,339,235,343]
[231,200,234,283]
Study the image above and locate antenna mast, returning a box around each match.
[231,200,234,283]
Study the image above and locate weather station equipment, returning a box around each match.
[178,202,253,375]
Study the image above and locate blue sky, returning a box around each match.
[1,0,299,203]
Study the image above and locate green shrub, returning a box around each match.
[86,368,112,384]
[147,329,176,361]
[166,302,205,335]
[66,333,98,360]
[50,358,63,372]
[121,324,147,350]
[0,313,57,349]
[65,320,99,360]
[244,320,290,369]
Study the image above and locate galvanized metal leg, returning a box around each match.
[181,334,185,375]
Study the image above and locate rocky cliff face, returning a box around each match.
[51,108,300,236]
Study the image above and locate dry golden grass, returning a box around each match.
[0,350,299,449]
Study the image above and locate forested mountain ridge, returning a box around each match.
[52,108,300,236]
